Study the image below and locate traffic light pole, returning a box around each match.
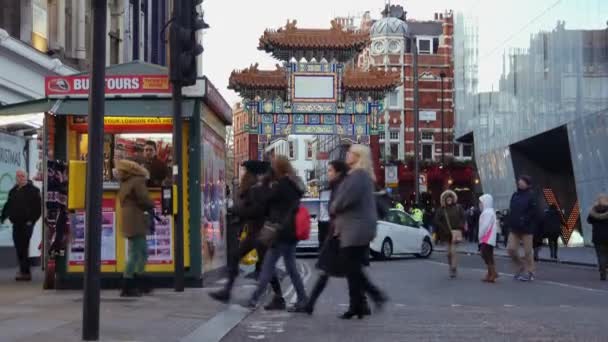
[171,0,185,293]
[82,0,107,340]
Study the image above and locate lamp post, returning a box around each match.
[412,36,420,205]
[440,71,446,167]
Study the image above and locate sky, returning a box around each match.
[200,0,608,107]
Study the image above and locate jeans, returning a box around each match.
[12,224,34,275]
[507,232,534,274]
[226,232,282,295]
[548,237,559,259]
[251,242,307,304]
[125,235,148,278]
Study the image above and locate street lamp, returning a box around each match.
[412,35,420,204]
[440,71,446,167]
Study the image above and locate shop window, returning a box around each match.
[78,132,172,186]
[422,144,433,160]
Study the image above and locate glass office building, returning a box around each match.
[454,0,608,244]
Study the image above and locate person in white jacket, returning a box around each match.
[478,194,499,283]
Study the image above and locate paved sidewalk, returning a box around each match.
[435,241,598,267]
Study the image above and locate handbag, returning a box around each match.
[239,229,258,265]
[258,221,280,247]
[444,209,463,243]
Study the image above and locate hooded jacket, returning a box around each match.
[268,175,305,244]
[508,188,538,235]
[587,205,608,245]
[116,160,155,238]
[433,190,466,237]
[478,194,497,246]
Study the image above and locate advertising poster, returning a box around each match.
[201,124,227,272]
[0,133,27,247]
[145,200,173,265]
[69,198,117,265]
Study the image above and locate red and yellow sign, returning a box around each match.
[70,116,173,133]
[45,75,171,97]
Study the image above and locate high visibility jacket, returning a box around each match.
[412,208,423,222]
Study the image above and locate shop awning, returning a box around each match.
[0,99,54,115]
[0,98,196,117]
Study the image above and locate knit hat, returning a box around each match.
[518,175,533,186]
[241,160,270,176]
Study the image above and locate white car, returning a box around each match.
[370,209,433,259]
[296,198,324,252]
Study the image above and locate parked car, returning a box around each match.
[370,209,433,260]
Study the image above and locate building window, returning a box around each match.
[306,141,313,160]
[453,144,460,157]
[390,143,399,161]
[463,144,473,157]
[389,90,399,108]
[418,38,432,54]
[379,131,386,141]
[422,144,433,160]
[389,131,399,141]
[380,143,386,160]
[288,141,295,159]
[421,131,434,141]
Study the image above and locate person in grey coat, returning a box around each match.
[331,144,388,319]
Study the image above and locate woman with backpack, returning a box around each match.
[247,156,308,311]
[331,145,388,319]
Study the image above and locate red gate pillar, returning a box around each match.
[248,134,259,160]
[370,135,383,187]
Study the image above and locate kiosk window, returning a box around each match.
[77,133,173,185]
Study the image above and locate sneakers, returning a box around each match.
[209,289,231,303]
[515,272,534,282]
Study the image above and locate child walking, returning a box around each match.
[478,194,498,283]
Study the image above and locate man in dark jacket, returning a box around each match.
[142,141,168,187]
[507,175,538,281]
[1,170,42,281]
[542,205,562,260]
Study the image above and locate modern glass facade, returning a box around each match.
[454,0,608,244]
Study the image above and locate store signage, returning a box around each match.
[420,111,437,121]
[385,165,398,186]
[45,75,171,97]
[70,116,173,133]
[316,152,329,160]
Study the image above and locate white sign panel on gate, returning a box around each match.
[0,133,27,247]
[385,165,398,186]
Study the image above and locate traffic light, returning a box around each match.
[170,0,209,86]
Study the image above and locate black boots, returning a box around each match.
[264,295,286,311]
[303,275,329,315]
[120,278,141,297]
[209,287,231,303]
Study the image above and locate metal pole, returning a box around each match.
[440,72,445,166]
[132,0,140,60]
[172,83,185,292]
[412,37,420,205]
[170,0,184,292]
[82,0,107,340]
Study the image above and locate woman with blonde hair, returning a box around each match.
[331,144,387,319]
[587,194,608,281]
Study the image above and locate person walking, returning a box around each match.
[116,160,155,297]
[543,204,561,260]
[209,160,284,308]
[507,175,538,282]
[302,160,364,314]
[433,190,465,278]
[478,194,498,283]
[1,170,42,281]
[587,194,608,281]
[331,144,387,320]
[247,156,308,311]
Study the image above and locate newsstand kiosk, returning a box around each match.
[1,62,232,289]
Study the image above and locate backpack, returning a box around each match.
[294,205,311,240]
